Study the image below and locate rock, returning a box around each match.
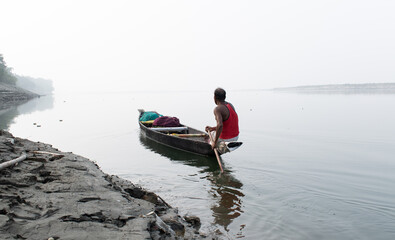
[0,131,213,239]
[184,215,201,229]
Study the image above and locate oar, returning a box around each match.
[207,130,224,173]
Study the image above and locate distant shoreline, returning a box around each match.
[0,82,39,110]
[272,83,395,92]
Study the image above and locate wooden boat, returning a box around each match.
[138,110,217,156]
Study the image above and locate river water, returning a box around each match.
[2,90,395,239]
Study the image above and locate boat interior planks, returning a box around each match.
[138,110,216,156]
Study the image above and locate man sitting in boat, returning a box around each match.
[205,88,239,149]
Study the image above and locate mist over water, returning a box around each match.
[2,1,395,238]
[2,90,395,239]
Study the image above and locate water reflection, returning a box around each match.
[0,95,54,130]
[208,172,244,231]
[0,107,19,130]
[17,95,54,114]
[139,133,244,231]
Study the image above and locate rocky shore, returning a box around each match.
[0,83,39,111]
[0,130,213,240]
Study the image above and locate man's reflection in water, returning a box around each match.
[139,134,245,234]
[207,173,244,231]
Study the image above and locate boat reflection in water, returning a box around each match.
[139,133,244,232]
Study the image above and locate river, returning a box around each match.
[2,90,395,239]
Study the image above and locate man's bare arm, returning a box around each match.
[212,107,223,148]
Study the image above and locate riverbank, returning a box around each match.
[0,130,214,239]
[0,83,39,110]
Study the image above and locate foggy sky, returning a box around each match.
[1,0,394,93]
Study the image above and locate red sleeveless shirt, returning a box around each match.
[220,103,239,139]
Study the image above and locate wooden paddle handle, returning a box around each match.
[207,131,224,173]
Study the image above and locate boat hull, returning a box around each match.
[138,112,216,156]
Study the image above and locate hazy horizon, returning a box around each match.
[1,0,394,93]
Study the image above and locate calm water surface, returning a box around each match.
[2,90,395,239]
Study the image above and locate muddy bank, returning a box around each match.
[0,130,215,239]
[0,83,39,110]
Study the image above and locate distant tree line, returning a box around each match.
[16,75,54,95]
[0,54,53,94]
[0,54,17,85]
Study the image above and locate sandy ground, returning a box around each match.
[0,130,215,240]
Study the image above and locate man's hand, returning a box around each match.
[211,141,217,150]
[205,126,214,132]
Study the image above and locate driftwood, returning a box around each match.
[31,151,63,156]
[0,154,27,171]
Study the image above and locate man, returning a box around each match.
[205,88,239,149]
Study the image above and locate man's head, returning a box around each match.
[214,88,226,103]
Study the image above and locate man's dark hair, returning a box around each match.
[214,88,226,101]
